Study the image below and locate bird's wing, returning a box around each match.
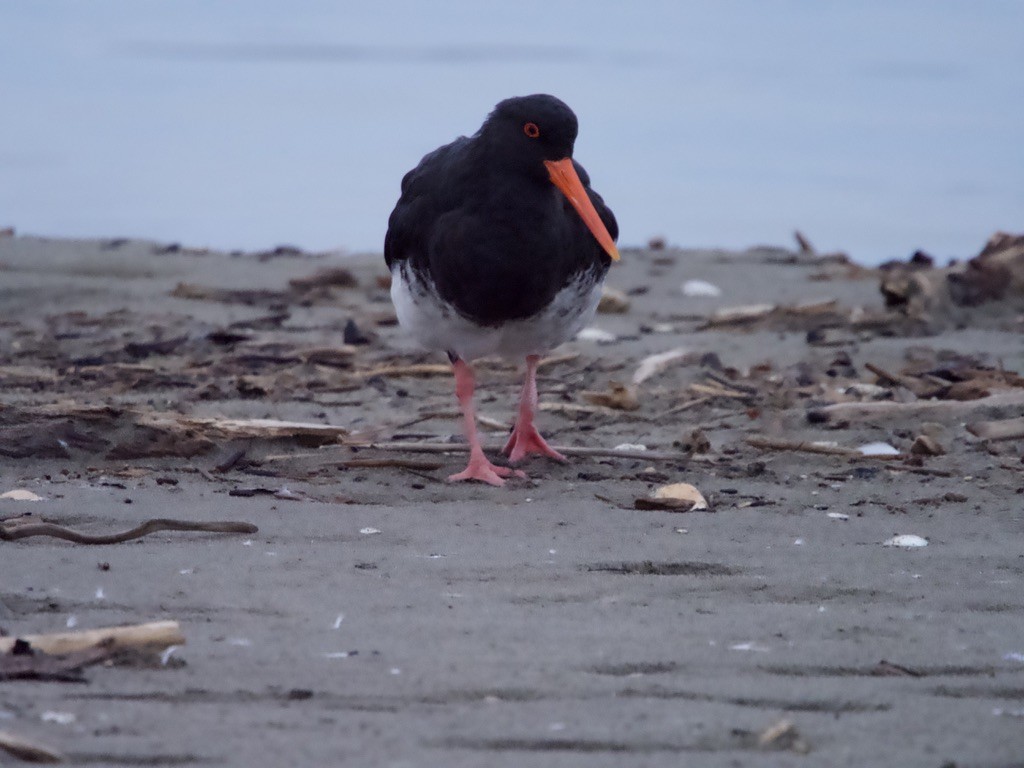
[384,137,471,270]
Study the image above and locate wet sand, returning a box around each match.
[1,234,1023,766]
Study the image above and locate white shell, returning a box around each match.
[613,443,648,452]
[1,489,43,501]
[682,279,723,297]
[575,327,617,343]
[858,441,901,456]
[883,534,929,548]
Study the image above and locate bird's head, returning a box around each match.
[480,94,619,261]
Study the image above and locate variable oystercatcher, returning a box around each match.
[385,94,619,485]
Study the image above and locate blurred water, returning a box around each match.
[1,1,1021,263]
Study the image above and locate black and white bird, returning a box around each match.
[385,94,619,485]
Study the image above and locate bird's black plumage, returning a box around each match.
[385,94,617,326]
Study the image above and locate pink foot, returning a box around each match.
[503,423,568,465]
[448,452,527,486]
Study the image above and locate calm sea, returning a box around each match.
[1,1,1021,263]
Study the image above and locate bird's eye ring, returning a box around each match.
[523,122,540,139]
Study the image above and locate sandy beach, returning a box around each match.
[2,233,1023,766]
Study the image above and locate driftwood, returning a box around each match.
[966,417,1024,441]
[656,397,712,418]
[808,390,1024,423]
[0,516,257,544]
[746,435,903,460]
[689,382,752,399]
[881,231,1024,321]
[0,620,185,655]
[539,401,640,418]
[864,362,928,395]
[632,348,693,385]
[135,413,350,441]
[746,436,865,458]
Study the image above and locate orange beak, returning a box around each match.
[544,158,620,261]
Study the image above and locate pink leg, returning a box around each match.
[448,358,526,486]
[503,355,568,464]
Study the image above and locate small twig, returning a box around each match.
[0,518,258,545]
[535,352,581,370]
[703,371,759,395]
[688,382,752,399]
[659,396,712,417]
[885,465,953,477]
[539,401,630,417]
[864,362,922,394]
[391,410,509,432]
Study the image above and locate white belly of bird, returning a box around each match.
[391,263,603,362]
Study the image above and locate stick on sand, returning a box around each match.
[0,620,185,655]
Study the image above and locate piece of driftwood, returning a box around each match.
[535,352,580,370]
[632,348,692,385]
[135,413,350,441]
[702,303,775,327]
[746,436,864,457]
[965,416,1024,441]
[689,382,752,399]
[0,621,185,655]
[703,371,759,395]
[0,730,63,763]
[0,516,257,545]
[808,390,1024,423]
[746,435,903,459]
[864,362,926,395]
[655,397,712,418]
[539,401,630,417]
[881,230,1024,319]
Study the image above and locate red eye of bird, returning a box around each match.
[523,122,540,139]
